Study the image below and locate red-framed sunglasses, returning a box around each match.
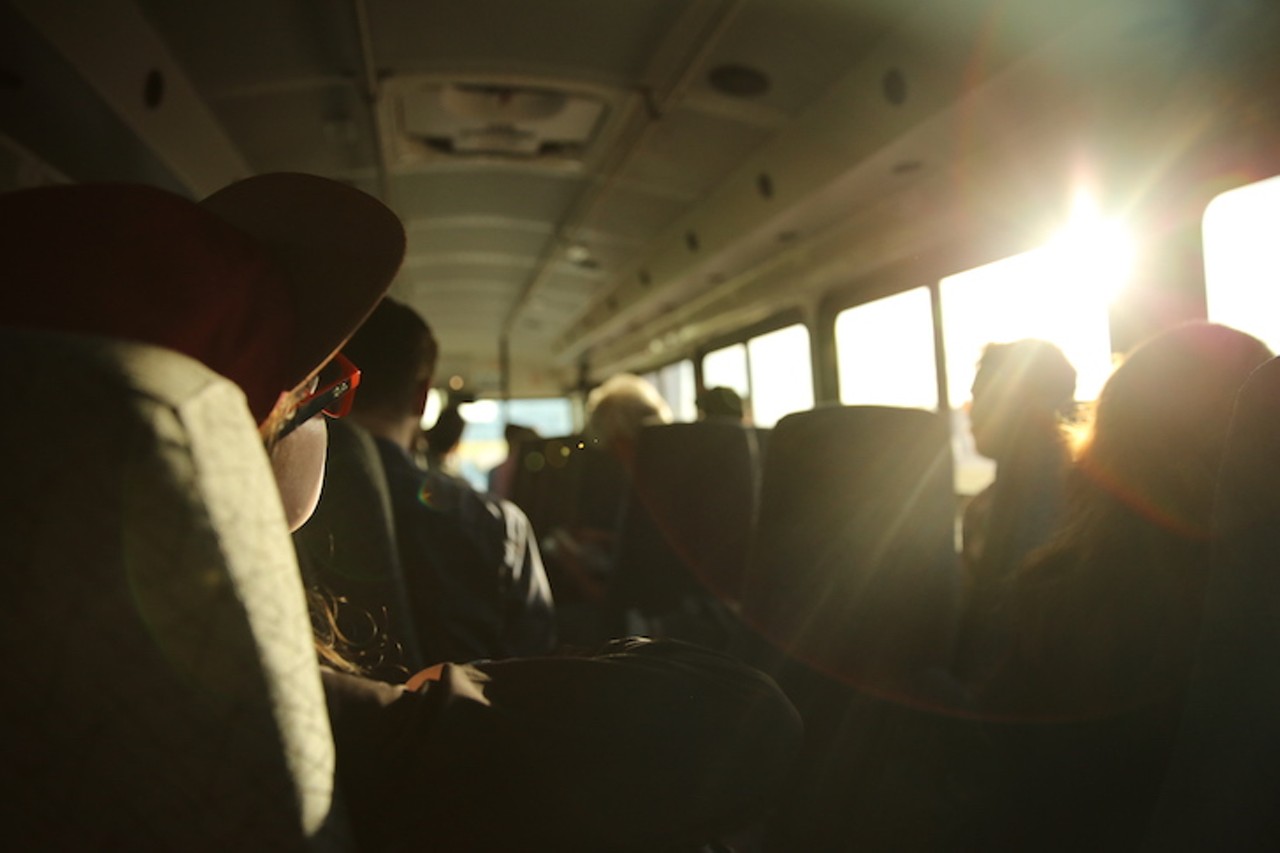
[276,353,361,441]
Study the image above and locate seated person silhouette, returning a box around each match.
[696,385,748,423]
[957,339,1076,681]
[973,323,1272,852]
[341,299,557,664]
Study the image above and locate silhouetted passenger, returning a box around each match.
[697,385,747,422]
[957,339,1076,680]
[976,322,1272,851]
[343,299,557,663]
[990,323,1271,713]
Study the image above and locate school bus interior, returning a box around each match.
[8,0,1280,849]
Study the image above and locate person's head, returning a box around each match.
[697,386,746,422]
[3,174,405,531]
[585,373,673,461]
[424,405,466,460]
[969,339,1077,461]
[342,298,438,427]
[1076,322,1272,538]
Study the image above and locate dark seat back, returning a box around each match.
[1145,357,1280,850]
[295,419,423,680]
[611,421,762,615]
[510,435,628,536]
[741,405,959,690]
[1,331,338,849]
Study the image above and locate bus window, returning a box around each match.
[428,396,573,492]
[940,201,1128,493]
[421,388,445,430]
[747,323,815,427]
[506,397,575,438]
[644,359,697,422]
[1204,174,1280,351]
[835,287,937,409]
[702,342,750,402]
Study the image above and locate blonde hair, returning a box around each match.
[585,374,673,449]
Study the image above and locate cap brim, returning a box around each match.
[200,173,406,390]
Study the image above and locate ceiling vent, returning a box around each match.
[393,81,606,161]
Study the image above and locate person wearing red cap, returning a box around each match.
[2,174,801,850]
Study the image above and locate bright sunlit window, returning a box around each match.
[836,287,938,409]
[1204,174,1280,352]
[940,191,1131,493]
[644,359,697,422]
[702,343,749,399]
[421,388,445,429]
[422,396,574,492]
[747,323,815,427]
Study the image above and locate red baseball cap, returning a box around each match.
[1,173,405,424]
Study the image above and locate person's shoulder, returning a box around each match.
[415,466,469,512]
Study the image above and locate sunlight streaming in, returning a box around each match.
[941,191,1132,493]
[836,287,938,409]
[747,324,815,428]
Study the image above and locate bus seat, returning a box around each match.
[608,421,762,643]
[295,419,424,681]
[510,434,584,536]
[740,405,960,691]
[508,434,627,555]
[1,331,340,849]
[1145,356,1280,850]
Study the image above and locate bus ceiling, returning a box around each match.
[4,0,1280,396]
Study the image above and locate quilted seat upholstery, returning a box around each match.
[0,331,340,850]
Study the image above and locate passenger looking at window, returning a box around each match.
[985,323,1272,713]
[974,322,1272,851]
[956,339,1077,681]
[341,299,557,663]
[2,176,802,851]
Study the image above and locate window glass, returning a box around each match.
[504,397,575,438]
[939,218,1125,493]
[649,359,696,422]
[702,343,749,399]
[835,287,938,409]
[747,323,815,427]
[450,399,502,491]
[1204,174,1280,351]
[420,388,445,429]
[426,396,573,492]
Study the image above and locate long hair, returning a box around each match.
[1045,323,1273,566]
[997,323,1272,714]
[261,381,363,674]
